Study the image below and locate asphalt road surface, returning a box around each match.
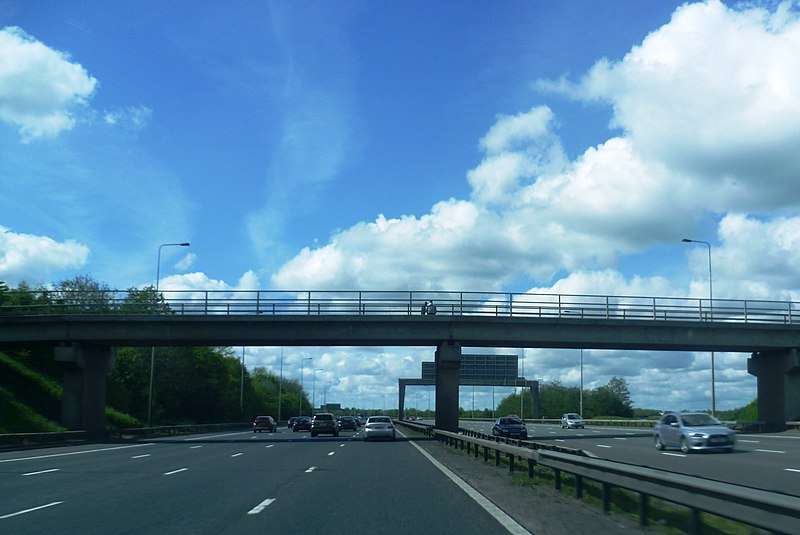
[451,419,800,496]
[0,427,528,535]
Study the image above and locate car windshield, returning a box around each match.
[680,414,720,427]
[369,417,391,423]
[315,414,333,420]
[499,418,521,425]
[566,414,580,419]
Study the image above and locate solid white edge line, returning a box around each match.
[785,468,800,473]
[0,501,63,519]
[247,498,276,515]
[399,429,530,535]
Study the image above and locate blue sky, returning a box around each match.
[3,1,800,413]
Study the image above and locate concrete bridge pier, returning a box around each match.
[748,348,800,430]
[434,341,461,432]
[55,343,115,436]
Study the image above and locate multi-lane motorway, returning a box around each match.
[0,427,527,535]
[450,420,800,496]
[4,422,799,534]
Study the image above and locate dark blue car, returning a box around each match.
[492,416,528,439]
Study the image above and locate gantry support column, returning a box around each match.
[398,379,408,421]
[528,380,540,419]
[434,341,461,432]
[55,343,115,437]
[748,348,800,430]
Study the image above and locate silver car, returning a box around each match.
[654,412,736,453]
[561,413,584,429]
[363,415,396,441]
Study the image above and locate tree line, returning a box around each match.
[494,377,634,419]
[1,276,311,427]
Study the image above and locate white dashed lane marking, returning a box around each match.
[22,468,60,476]
[247,498,275,515]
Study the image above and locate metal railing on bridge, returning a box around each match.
[2,289,798,325]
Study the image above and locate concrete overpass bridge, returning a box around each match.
[1,289,799,433]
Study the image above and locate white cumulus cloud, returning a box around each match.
[0,226,90,284]
[0,26,98,142]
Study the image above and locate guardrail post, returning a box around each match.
[689,509,701,535]
[554,469,561,490]
[602,483,611,513]
[484,445,489,463]
[508,453,515,473]
[466,441,471,455]
[527,458,535,479]
[575,475,583,498]
[495,449,500,467]
[639,493,649,527]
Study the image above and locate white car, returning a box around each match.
[363,416,396,441]
[561,413,585,429]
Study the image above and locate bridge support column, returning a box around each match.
[398,379,407,421]
[435,341,461,432]
[55,343,115,436]
[748,349,800,430]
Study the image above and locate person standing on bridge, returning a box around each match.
[426,300,437,315]
[421,301,429,315]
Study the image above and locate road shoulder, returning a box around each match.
[401,428,651,534]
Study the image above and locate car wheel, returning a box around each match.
[392,433,396,441]
[334,432,339,437]
[654,435,664,450]
[311,432,317,437]
[680,437,690,454]
[293,428,297,432]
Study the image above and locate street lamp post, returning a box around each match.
[300,357,312,416]
[580,348,584,417]
[148,241,190,427]
[240,347,245,420]
[313,368,323,415]
[277,348,284,422]
[682,238,716,416]
[324,382,332,410]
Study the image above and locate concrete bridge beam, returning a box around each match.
[748,348,800,430]
[55,343,115,436]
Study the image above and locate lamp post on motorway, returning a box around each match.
[300,357,312,416]
[323,382,332,410]
[240,347,245,420]
[682,238,716,416]
[313,368,323,415]
[580,349,584,417]
[148,241,190,427]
